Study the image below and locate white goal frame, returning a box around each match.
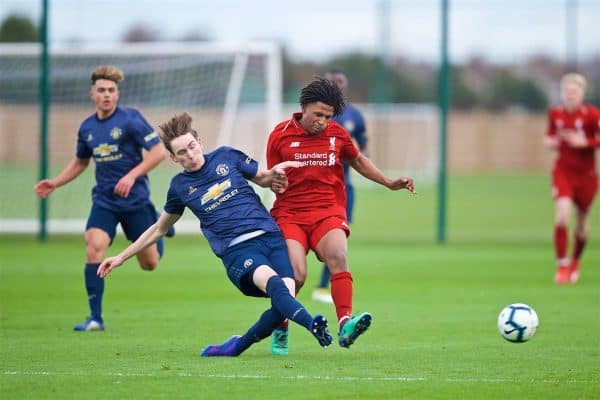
[0,41,282,234]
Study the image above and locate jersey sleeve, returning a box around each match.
[545,109,556,137]
[340,131,360,162]
[266,129,282,169]
[130,109,161,150]
[76,127,92,159]
[227,147,259,179]
[586,106,600,147]
[163,179,185,216]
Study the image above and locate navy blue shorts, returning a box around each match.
[221,231,294,297]
[86,202,158,243]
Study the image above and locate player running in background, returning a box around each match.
[34,65,173,331]
[97,112,333,357]
[312,70,369,305]
[544,73,600,284]
[267,77,415,354]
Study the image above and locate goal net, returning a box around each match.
[0,42,282,234]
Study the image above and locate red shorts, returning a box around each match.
[552,168,598,212]
[275,214,350,253]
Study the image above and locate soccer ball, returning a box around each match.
[497,303,539,343]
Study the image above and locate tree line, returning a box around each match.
[2,14,598,110]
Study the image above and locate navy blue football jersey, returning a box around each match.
[76,107,160,211]
[164,146,280,257]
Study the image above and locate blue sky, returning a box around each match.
[1,0,599,63]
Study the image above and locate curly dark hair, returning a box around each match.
[299,77,345,116]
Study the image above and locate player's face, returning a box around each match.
[90,79,119,118]
[169,133,205,172]
[561,82,584,112]
[327,73,347,92]
[300,102,334,135]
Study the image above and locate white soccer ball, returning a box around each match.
[497,303,539,343]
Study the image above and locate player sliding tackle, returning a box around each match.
[98,112,332,356]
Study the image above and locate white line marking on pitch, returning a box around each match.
[2,371,597,384]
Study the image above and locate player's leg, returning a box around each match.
[268,223,310,354]
[569,178,598,282]
[270,238,309,354]
[551,169,575,284]
[75,204,117,331]
[121,204,160,271]
[553,197,573,283]
[313,219,371,348]
[204,240,331,357]
[313,183,354,303]
[253,265,331,347]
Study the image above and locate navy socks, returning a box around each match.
[266,275,312,330]
[84,263,104,322]
[236,308,285,354]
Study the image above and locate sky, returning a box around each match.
[1,0,599,64]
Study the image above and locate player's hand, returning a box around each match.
[114,174,136,198]
[386,176,416,194]
[543,135,560,149]
[564,133,588,148]
[271,161,301,194]
[97,256,125,278]
[34,179,56,198]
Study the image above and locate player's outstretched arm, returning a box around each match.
[252,161,301,192]
[34,157,90,198]
[97,211,180,278]
[349,154,416,194]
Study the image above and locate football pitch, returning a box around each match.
[1,175,599,399]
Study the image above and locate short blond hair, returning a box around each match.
[91,65,124,84]
[560,73,586,92]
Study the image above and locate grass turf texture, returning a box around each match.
[1,176,599,399]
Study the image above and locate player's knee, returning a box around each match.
[85,243,106,262]
[139,258,159,271]
[323,249,348,271]
[294,270,307,288]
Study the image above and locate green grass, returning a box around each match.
[1,175,600,399]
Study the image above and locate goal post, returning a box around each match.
[0,41,282,234]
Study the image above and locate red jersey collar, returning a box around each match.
[283,112,305,132]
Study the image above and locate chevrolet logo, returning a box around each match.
[201,180,231,205]
[93,143,118,157]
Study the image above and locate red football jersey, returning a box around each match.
[267,112,360,221]
[546,104,600,172]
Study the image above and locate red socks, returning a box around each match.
[554,225,568,266]
[330,271,353,327]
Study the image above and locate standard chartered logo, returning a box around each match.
[294,152,336,167]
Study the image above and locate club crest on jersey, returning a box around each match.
[201,179,231,205]
[188,186,197,195]
[329,137,336,150]
[86,133,93,142]
[243,259,253,268]
[289,141,300,147]
[216,164,229,176]
[110,127,122,140]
